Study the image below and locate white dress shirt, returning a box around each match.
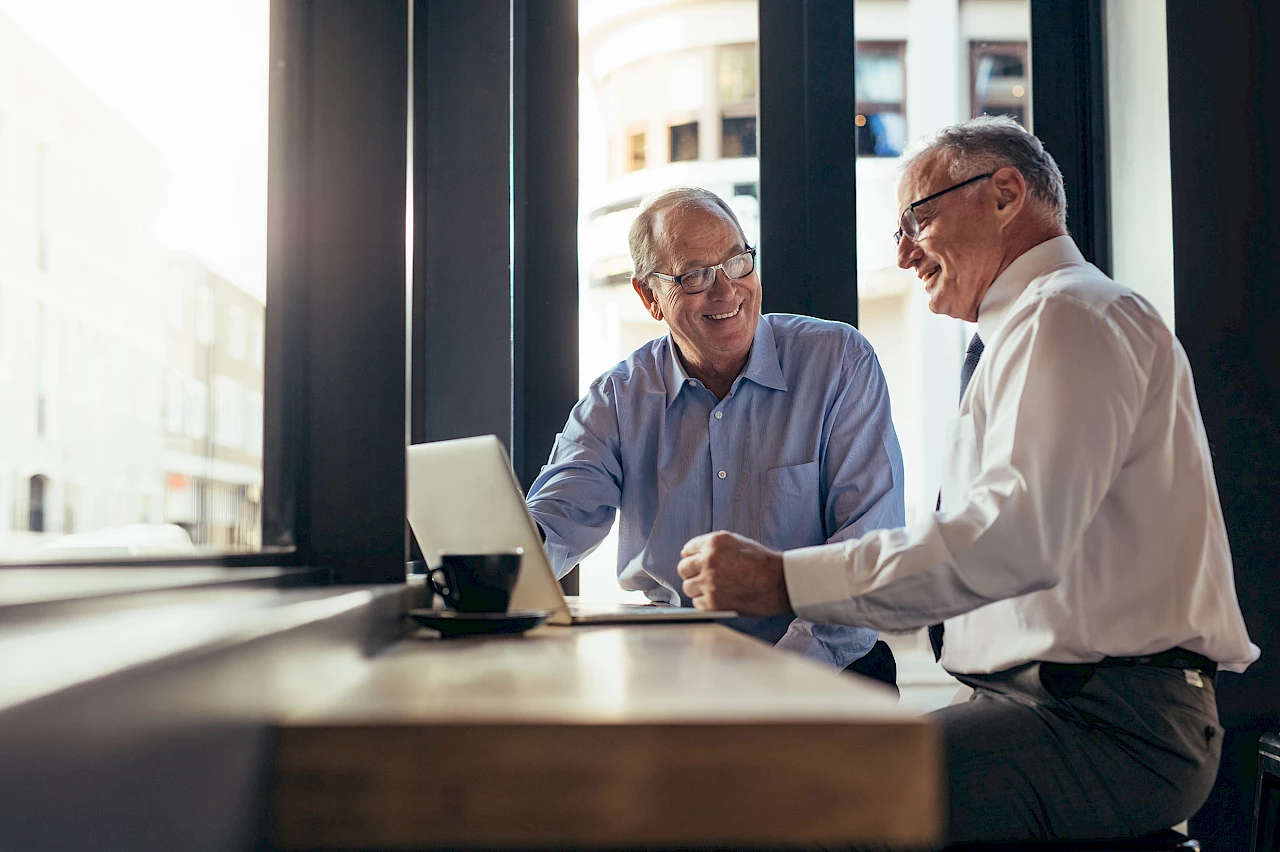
[785,236,1260,675]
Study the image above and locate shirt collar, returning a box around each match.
[663,317,788,407]
[977,235,1086,342]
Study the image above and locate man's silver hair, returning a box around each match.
[629,186,748,282]
[905,115,1068,229]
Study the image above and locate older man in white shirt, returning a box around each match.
[676,116,1259,844]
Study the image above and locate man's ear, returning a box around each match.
[633,276,663,321]
[991,165,1026,223]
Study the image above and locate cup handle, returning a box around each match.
[428,567,453,606]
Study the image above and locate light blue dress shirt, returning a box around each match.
[527,314,905,668]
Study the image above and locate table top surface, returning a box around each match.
[281,620,912,725]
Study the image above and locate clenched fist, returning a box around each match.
[677,530,792,617]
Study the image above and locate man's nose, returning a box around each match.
[707,266,735,298]
[896,234,921,270]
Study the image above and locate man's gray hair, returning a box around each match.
[907,115,1068,229]
[629,186,748,281]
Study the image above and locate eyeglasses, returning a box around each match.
[893,173,993,245]
[651,248,757,295]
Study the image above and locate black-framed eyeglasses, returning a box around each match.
[893,173,993,245]
[651,248,757,295]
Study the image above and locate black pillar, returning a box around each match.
[1166,2,1280,846]
[265,0,409,583]
[758,0,858,327]
[1029,0,1110,274]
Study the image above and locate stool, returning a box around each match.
[945,828,1199,850]
[1254,733,1280,852]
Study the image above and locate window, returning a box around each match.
[1105,0,1174,324]
[0,1,268,561]
[578,2,761,602]
[971,42,1030,126]
[852,1,1030,699]
[669,121,699,162]
[718,43,758,159]
[627,131,646,171]
[854,0,1030,530]
[28,474,48,533]
[722,116,756,158]
[855,42,907,158]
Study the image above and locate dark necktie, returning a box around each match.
[928,333,985,661]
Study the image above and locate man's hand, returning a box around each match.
[677,531,792,617]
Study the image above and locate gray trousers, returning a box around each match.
[935,661,1223,844]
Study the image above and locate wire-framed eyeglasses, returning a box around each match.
[651,248,757,295]
[893,173,993,245]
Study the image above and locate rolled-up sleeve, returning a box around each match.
[526,379,626,578]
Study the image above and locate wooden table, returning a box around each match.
[272,622,942,850]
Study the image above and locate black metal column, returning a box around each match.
[265,0,409,584]
[758,0,859,327]
[1029,0,1111,274]
[414,0,515,449]
[511,0,579,493]
[1166,2,1280,847]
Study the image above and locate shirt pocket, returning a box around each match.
[761,461,825,550]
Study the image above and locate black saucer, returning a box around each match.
[407,608,554,638]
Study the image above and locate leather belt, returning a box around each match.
[1095,646,1218,679]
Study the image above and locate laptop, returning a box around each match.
[406,435,738,626]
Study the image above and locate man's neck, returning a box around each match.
[992,225,1069,285]
[674,343,749,400]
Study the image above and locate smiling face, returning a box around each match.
[633,203,761,380]
[896,154,1010,322]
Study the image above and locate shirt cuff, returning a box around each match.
[783,541,855,622]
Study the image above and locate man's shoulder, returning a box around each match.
[1031,265,1165,329]
[1036,262,1128,304]
[765,313,871,359]
[587,336,669,395]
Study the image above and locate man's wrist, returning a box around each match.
[772,551,794,615]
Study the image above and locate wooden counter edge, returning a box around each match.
[271,719,942,850]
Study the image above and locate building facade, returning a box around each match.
[0,10,263,559]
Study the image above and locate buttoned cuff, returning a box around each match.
[783,542,855,622]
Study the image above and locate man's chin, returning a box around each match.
[925,292,952,318]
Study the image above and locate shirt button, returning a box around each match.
[688,379,697,386]
[717,470,727,479]
[714,411,723,420]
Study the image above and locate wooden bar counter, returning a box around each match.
[271,621,942,850]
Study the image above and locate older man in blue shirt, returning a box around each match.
[527,186,904,679]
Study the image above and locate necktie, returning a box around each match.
[928,333,985,661]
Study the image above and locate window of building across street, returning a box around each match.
[0,1,268,562]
